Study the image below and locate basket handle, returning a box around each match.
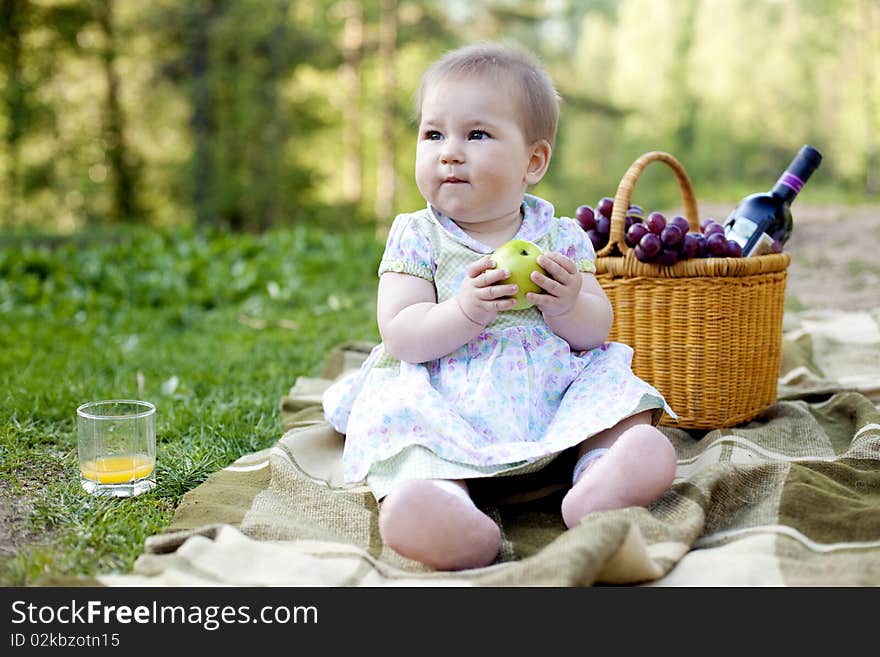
[598,151,700,257]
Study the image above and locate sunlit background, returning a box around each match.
[1,0,877,234]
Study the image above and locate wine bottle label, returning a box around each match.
[749,232,776,256]
[724,215,758,249]
[777,171,805,194]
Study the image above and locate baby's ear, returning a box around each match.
[525,140,552,185]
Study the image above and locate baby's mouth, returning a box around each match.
[442,176,467,184]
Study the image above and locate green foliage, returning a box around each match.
[0,0,878,232]
[0,223,384,584]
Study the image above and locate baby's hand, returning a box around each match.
[456,255,519,326]
[526,252,583,318]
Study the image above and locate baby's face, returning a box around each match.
[415,76,538,227]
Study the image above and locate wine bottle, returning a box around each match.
[723,145,822,256]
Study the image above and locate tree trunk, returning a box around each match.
[670,0,700,153]
[188,2,215,227]
[374,0,398,236]
[861,0,879,195]
[252,8,286,231]
[0,0,25,227]
[339,0,363,205]
[95,0,141,223]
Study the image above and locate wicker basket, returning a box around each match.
[594,151,790,429]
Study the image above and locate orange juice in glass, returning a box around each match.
[77,400,156,497]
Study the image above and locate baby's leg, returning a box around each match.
[379,479,501,570]
[561,411,676,528]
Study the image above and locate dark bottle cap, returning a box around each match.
[796,144,822,169]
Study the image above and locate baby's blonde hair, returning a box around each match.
[416,42,560,148]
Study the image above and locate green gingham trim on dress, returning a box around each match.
[377,199,596,334]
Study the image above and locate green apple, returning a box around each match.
[491,238,547,310]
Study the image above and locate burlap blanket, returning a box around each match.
[99,309,880,586]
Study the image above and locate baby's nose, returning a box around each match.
[440,140,464,164]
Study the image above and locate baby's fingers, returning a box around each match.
[471,263,511,289]
[466,255,496,278]
[530,270,562,296]
[537,252,577,280]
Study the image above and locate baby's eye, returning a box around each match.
[468,130,490,140]
[423,130,442,141]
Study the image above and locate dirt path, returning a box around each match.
[699,203,880,312]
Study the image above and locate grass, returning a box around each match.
[0,223,384,584]
[845,258,880,277]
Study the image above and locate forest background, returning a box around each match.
[1,0,880,584]
[2,0,878,236]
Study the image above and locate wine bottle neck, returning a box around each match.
[771,172,803,203]
[771,145,822,204]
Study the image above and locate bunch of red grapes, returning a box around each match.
[574,197,747,265]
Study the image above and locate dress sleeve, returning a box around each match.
[377,213,436,282]
[553,216,597,273]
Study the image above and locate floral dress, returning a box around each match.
[322,194,675,499]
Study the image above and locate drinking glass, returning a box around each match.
[76,400,156,497]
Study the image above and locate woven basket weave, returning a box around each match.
[594,151,790,429]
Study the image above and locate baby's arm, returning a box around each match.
[378,255,518,363]
[527,252,613,351]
